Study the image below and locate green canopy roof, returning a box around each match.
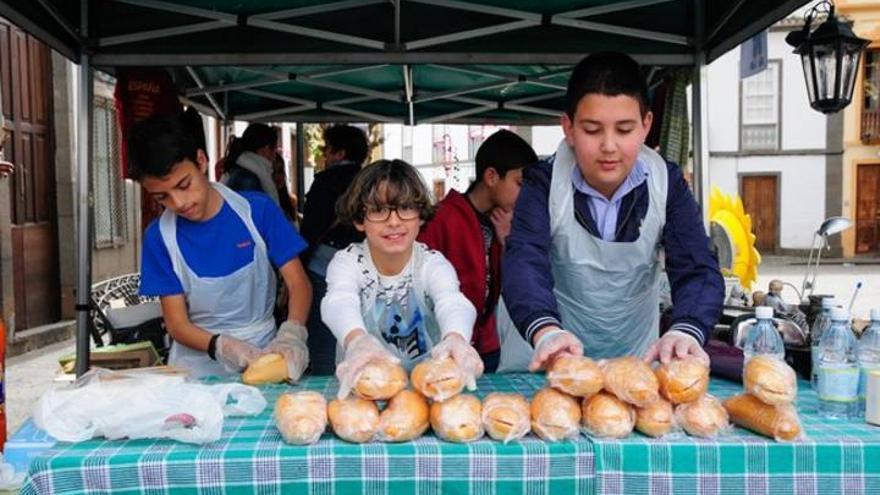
[0,0,808,124]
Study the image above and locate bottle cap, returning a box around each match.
[755,306,774,319]
[831,307,850,322]
[871,308,880,321]
[821,297,838,309]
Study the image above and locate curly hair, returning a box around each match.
[336,159,434,226]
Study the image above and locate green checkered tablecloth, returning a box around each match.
[20,373,594,495]
[19,373,880,495]
[589,379,880,495]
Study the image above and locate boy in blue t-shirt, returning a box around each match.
[129,115,313,379]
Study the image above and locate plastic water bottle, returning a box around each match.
[817,308,860,419]
[812,297,838,390]
[858,309,880,417]
[743,306,785,363]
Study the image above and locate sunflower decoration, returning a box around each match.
[708,187,761,290]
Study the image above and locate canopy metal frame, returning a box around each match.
[0,0,810,375]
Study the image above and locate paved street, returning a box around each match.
[6,339,74,434]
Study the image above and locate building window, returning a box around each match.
[862,49,880,144]
[92,97,127,248]
[741,60,780,151]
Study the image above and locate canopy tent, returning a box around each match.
[2,0,808,124]
[0,0,810,374]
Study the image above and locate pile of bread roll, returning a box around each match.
[722,355,802,442]
[272,352,802,445]
[539,355,729,440]
[414,356,529,443]
[275,358,425,444]
[272,356,533,445]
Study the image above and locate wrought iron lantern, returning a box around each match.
[785,0,869,114]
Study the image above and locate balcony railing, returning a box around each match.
[862,108,880,145]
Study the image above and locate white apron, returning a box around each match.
[159,183,277,377]
[495,296,534,373]
[548,141,668,359]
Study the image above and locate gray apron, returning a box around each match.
[547,141,668,359]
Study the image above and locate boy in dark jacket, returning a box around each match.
[419,129,537,372]
[502,52,724,371]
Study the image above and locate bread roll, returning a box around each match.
[547,355,604,398]
[377,389,430,442]
[723,393,802,441]
[601,356,660,407]
[481,393,530,443]
[430,394,484,442]
[275,391,327,445]
[530,388,581,441]
[412,357,465,402]
[675,395,730,438]
[242,353,288,385]
[581,392,636,439]
[635,398,676,438]
[354,360,408,401]
[743,355,797,406]
[656,358,710,404]
[328,397,380,443]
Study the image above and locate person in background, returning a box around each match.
[418,129,538,372]
[222,123,281,205]
[299,124,369,375]
[272,152,299,226]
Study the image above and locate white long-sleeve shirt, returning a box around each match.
[321,240,476,362]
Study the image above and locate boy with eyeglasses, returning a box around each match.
[321,159,481,398]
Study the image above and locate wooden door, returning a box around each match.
[856,164,880,254]
[0,18,60,330]
[741,175,779,253]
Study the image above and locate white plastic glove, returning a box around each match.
[644,330,710,367]
[527,327,584,372]
[263,320,310,383]
[335,332,399,400]
[431,332,484,391]
[216,335,262,373]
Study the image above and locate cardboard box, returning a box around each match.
[58,341,161,373]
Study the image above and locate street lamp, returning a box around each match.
[785,0,869,114]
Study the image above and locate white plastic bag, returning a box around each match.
[33,368,266,444]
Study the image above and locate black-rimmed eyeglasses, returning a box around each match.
[364,204,420,222]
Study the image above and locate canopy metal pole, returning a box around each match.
[692,0,710,229]
[75,1,93,377]
[692,56,710,226]
[296,122,305,213]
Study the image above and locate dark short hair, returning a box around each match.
[566,52,649,118]
[324,125,369,165]
[474,129,537,182]
[225,123,278,167]
[336,159,434,226]
[128,114,200,181]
